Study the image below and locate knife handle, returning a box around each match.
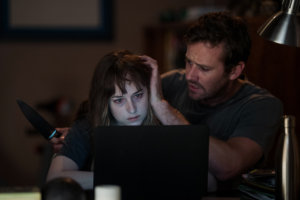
[48,130,63,140]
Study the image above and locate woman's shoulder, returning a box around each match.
[68,117,92,138]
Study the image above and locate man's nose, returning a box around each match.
[126,100,137,114]
[186,65,197,81]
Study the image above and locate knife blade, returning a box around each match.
[16,99,62,140]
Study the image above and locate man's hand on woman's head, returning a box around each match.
[49,127,70,153]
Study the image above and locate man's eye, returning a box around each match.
[195,64,210,72]
[185,59,192,65]
[113,99,124,104]
[200,66,210,71]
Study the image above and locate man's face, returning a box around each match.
[185,42,231,102]
[109,82,148,126]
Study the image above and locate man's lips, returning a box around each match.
[188,82,200,91]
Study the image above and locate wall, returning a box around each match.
[0,0,228,186]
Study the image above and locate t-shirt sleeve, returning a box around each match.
[58,118,92,169]
[231,96,283,154]
[161,69,186,102]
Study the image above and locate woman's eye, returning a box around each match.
[113,98,124,104]
[134,92,144,99]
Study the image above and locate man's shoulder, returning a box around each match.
[161,69,187,103]
[242,81,279,100]
[161,69,186,85]
[235,80,282,109]
[162,69,185,79]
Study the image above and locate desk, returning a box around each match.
[203,198,240,200]
[86,190,247,200]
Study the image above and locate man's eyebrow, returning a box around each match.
[185,56,210,68]
[185,56,198,64]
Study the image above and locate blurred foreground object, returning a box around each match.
[41,177,86,200]
[0,187,40,200]
[95,185,121,200]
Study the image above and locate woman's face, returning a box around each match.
[109,82,148,126]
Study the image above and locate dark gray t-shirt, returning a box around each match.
[58,118,93,170]
[162,69,283,155]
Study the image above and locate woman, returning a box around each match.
[46,50,159,189]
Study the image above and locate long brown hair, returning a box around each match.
[88,50,159,127]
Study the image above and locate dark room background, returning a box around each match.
[1,0,299,187]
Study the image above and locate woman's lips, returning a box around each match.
[128,115,140,122]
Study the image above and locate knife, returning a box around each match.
[16,99,62,140]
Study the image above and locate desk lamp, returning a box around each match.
[257,0,300,47]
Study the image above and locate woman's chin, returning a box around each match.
[127,121,143,126]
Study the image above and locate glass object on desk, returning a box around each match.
[95,185,121,200]
[276,115,300,200]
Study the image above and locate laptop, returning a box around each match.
[93,125,209,200]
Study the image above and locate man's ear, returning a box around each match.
[229,61,245,80]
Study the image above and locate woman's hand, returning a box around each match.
[139,55,163,104]
[140,55,189,125]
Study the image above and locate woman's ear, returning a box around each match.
[229,61,245,80]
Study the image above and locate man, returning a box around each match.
[141,11,282,191]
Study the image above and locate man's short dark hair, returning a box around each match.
[184,12,251,73]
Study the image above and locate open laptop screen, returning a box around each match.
[93,125,209,200]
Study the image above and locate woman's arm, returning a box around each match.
[140,55,189,125]
[46,155,93,190]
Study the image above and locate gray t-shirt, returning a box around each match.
[58,118,93,170]
[162,69,283,155]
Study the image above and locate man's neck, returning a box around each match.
[199,79,243,107]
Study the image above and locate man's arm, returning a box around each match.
[141,55,264,181]
[209,137,263,181]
